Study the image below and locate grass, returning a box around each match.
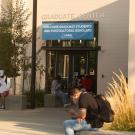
[105,71,135,131]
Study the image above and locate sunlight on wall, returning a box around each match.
[26,0,118,29]
[128,0,135,92]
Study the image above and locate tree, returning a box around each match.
[0,32,14,76]
[0,0,31,94]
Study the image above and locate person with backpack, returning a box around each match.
[63,87,103,135]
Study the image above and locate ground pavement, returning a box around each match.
[0,108,67,135]
[0,108,135,135]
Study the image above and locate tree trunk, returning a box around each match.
[13,40,16,95]
[13,76,16,95]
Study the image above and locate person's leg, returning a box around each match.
[0,93,5,109]
[64,119,81,135]
[80,120,99,131]
[64,119,98,135]
[55,90,68,105]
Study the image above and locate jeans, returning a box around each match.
[55,90,68,105]
[64,119,98,135]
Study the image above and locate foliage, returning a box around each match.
[0,0,31,77]
[24,90,45,108]
[105,71,135,131]
[0,33,14,76]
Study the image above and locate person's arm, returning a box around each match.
[75,108,87,123]
[68,108,79,118]
[79,108,87,119]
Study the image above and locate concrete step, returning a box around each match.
[44,94,63,107]
[79,130,135,135]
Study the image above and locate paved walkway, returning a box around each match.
[0,108,67,135]
[0,108,135,135]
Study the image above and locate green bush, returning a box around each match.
[24,90,45,108]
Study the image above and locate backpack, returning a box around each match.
[80,92,104,128]
[95,95,115,123]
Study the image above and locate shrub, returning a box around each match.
[24,90,45,108]
[105,71,135,131]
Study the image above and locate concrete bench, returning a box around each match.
[44,94,63,107]
[5,95,27,110]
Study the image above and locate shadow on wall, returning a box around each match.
[71,0,129,93]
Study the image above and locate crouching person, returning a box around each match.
[64,87,103,135]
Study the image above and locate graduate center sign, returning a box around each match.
[42,21,94,40]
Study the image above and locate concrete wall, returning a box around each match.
[1,0,129,93]
[25,0,129,93]
[128,0,135,92]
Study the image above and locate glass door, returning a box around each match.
[57,53,69,92]
[46,50,97,93]
[73,52,88,77]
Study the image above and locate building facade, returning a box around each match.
[1,0,131,94]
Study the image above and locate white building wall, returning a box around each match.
[26,0,129,93]
[1,0,129,93]
[128,0,135,92]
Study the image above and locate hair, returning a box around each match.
[68,86,81,97]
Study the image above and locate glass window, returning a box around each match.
[45,38,97,48]
[88,51,97,76]
[62,41,71,47]
[46,51,56,78]
[86,37,97,47]
[46,40,52,47]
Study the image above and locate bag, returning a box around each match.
[95,95,115,123]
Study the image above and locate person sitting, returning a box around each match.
[81,75,93,93]
[51,75,69,107]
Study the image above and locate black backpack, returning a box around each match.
[95,95,115,123]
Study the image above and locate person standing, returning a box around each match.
[0,74,10,109]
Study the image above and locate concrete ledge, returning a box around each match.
[5,95,27,110]
[44,94,63,107]
[79,130,135,135]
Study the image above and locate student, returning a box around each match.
[63,87,103,135]
[51,75,69,107]
[81,75,93,92]
[0,75,10,109]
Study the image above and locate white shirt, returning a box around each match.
[0,78,9,93]
[51,80,61,94]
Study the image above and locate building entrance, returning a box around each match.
[57,52,88,90]
[43,20,99,94]
[46,50,97,94]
